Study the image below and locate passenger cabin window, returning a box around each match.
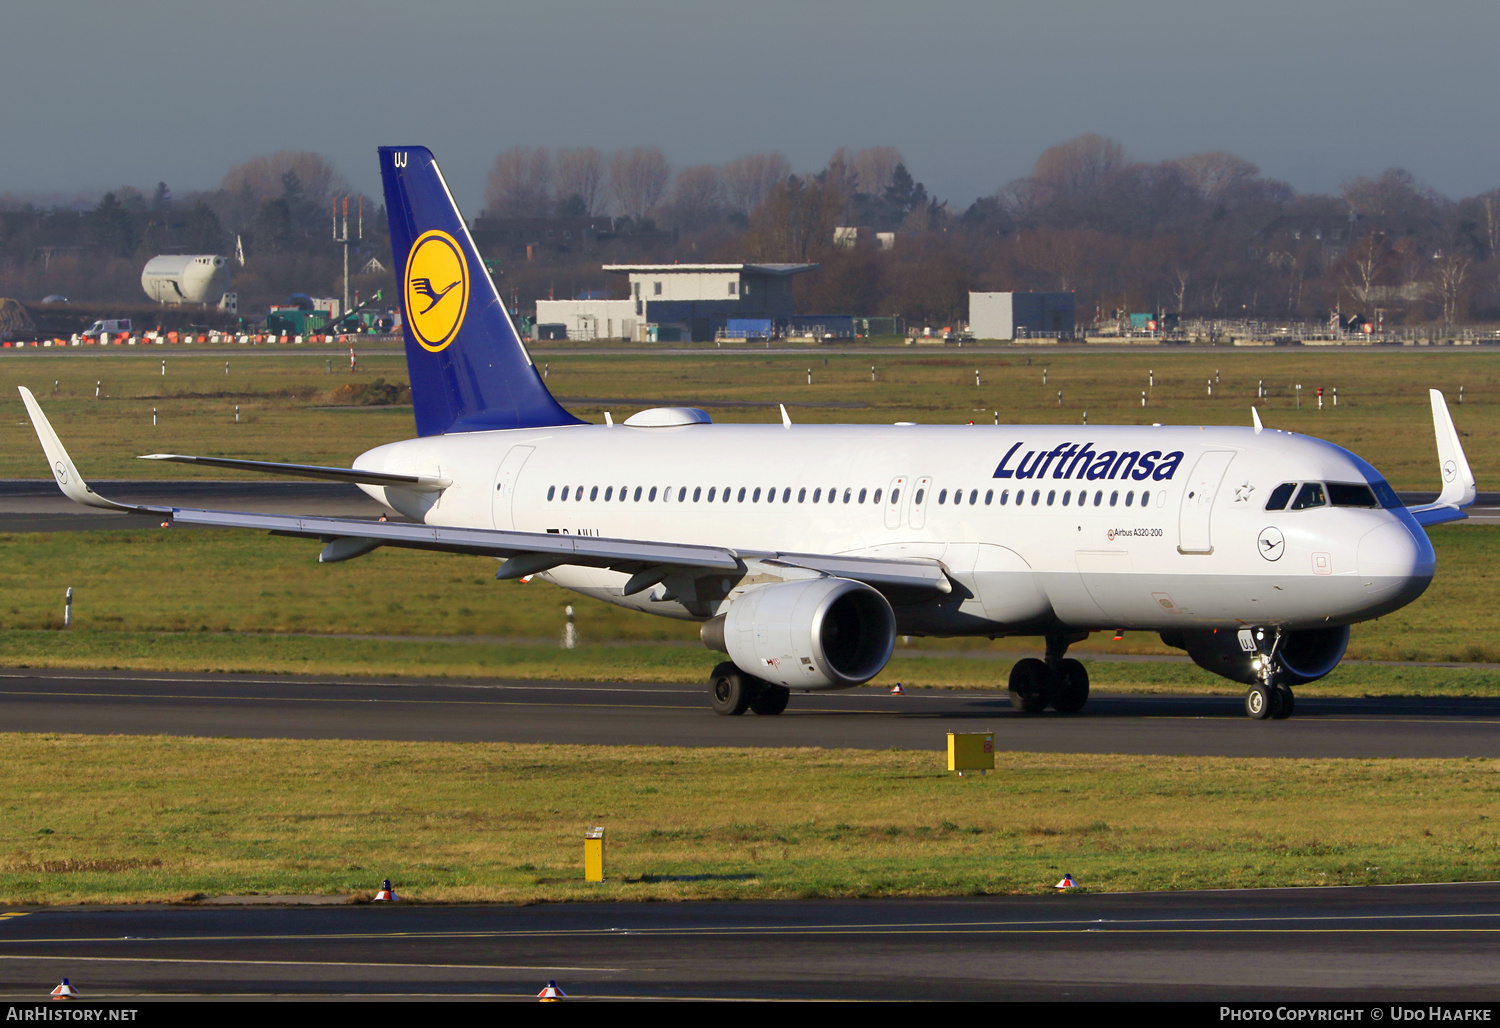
[873,489,882,504]
[985,490,993,504]
[1290,482,1326,510]
[547,486,555,501]
[938,489,948,504]
[798,488,807,503]
[1266,482,1296,511]
[914,488,925,505]
[1328,483,1379,508]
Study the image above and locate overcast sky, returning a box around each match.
[5,1,1498,212]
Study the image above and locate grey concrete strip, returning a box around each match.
[0,667,1495,758]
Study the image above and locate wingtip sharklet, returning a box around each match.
[17,386,166,515]
[1429,388,1476,509]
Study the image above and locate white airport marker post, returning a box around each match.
[161,360,165,377]
[63,587,72,628]
[1207,380,1213,398]
[1296,384,1302,409]
[152,407,157,426]
[1149,369,1154,391]
[1141,390,1147,408]
[807,369,812,385]
[225,361,230,376]
[235,405,240,424]
[1460,385,1465,404]
[1056,389,1063,406]
[95,381,100,398]
[1043,369,1048,385]
[975,369,981,387]
[871,366,876,382]
[1333,387,1338,407]
[563,605,577,650]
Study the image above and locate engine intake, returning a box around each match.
[701,578,896,689]
[1161,626,1350,685]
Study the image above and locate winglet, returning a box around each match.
[1430,388,1476,508]
[17,387,162,514]
[1251,407,1263,433]
[780,403,792,428]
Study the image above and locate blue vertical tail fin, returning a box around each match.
[379,146,583,436]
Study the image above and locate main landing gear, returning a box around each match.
[1007,633,1090,714]
[710,661,790,716]
[1243,628,1295,721]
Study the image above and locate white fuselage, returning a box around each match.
[351,421,1434,637]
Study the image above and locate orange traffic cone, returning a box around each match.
[890,683,905,695]
[374,878,397,902]
[538,980,566,1001]
[50,977,77,999]
[1055,874,1076,890]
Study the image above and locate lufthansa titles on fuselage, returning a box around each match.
[993,441,1186,482]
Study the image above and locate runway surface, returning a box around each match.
[1,667,1496,758]
[0,884,1496,999]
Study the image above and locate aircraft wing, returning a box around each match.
[1405,389,1477,527]
[19,386,952,597]
[170,508,953,595]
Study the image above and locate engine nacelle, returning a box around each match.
[1161,626,1350,686]
[702,578,896,689]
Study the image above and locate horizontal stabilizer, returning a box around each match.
[138,454,450,490]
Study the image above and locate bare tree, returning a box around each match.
[663,165,725,230]
[1171,265,1190,313]
[1479,191,1500,259]
[1432,253,1471,324]
[609,147,670,221]
[852,147,903,196]
[486,147,553,217]
[722,151,791,215]
[556,147,604,215]
[221,151,348,203]
[1032,134,1126,203]
[1339,233,1385,308]
[1176,151,1260,204]
[744,174,844,262]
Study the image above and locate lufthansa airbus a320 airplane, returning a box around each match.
[20,146,1478,720]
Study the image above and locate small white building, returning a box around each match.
[534,298,637,341]
[969,291,1076,340]
[535,263,817,342]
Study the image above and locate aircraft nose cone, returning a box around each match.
[1357,518,1434,610]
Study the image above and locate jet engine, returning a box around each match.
[701,578,896,689]
[1161,626,1350,685]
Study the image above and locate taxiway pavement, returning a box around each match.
[0,668,1495,758]
[0,884,1494,1000]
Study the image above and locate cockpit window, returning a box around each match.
[1290,482,1326,510]
[1265,482,1296,511]
[1328,482,1379,508]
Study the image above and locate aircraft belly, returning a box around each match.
[1034,570,1398,629]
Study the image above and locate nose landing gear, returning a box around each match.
[1243,628,1295,720]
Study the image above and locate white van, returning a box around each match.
[82,319,132,338]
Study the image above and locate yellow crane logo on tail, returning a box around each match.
[404,230,468,351]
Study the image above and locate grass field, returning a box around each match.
[0,347,1497,488]
[0,735,1494,904]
